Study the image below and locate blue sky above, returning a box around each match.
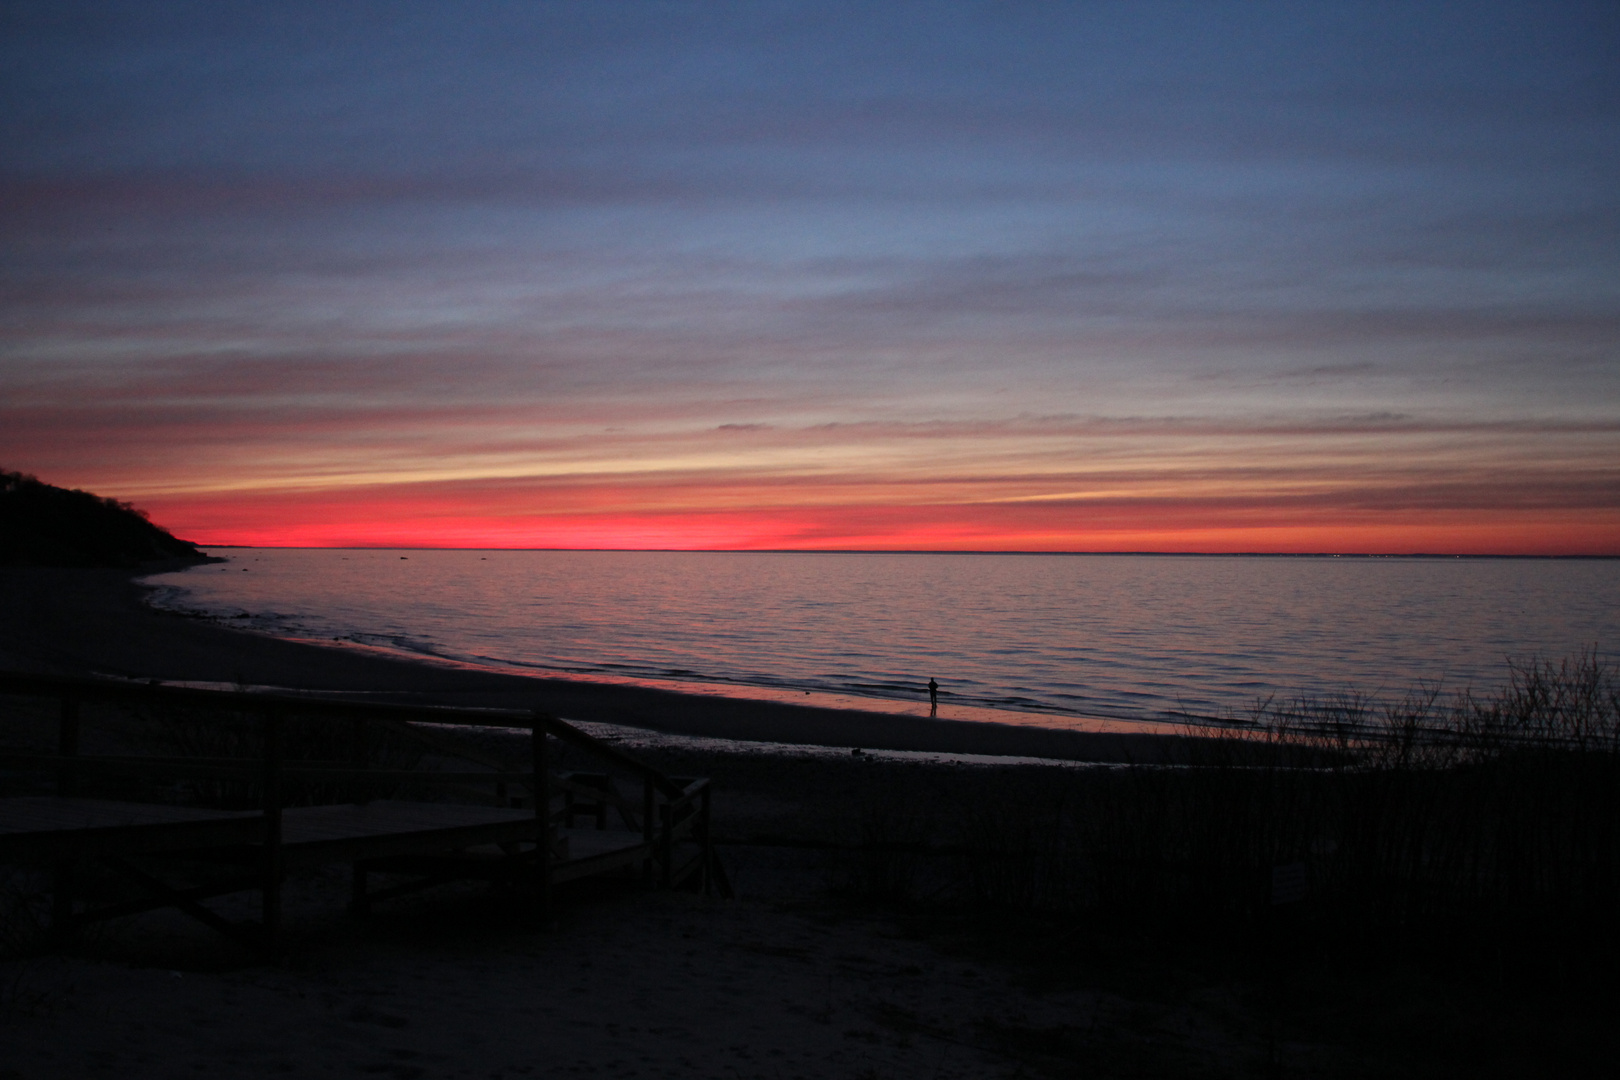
[2,1,1617,550]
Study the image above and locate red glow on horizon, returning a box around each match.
[143,484,1620,557]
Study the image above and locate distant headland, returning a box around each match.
[0,470,209,567]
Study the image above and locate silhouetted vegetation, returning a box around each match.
[840,651,1620,982]
[0,470,206,567]
[814,653,1620,1073]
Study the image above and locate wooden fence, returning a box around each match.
[0,671,729,955]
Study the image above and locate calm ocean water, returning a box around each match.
[147,550,1620,731]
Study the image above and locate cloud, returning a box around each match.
[2,3,1615,553]
[141,465,1620,555]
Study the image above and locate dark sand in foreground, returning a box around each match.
[2,565,1553,1078]
[0,564,1276,1079]
[0,563,1180,763]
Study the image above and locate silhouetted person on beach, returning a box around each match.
[928,677,939,716]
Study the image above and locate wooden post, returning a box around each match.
[56,697,80,797]
[349,715,368,805]
[660,801,674,889]
[700,783,714,897]
[49,860,76,951]
[51,696,81,949]
[351,863,369,916]
[532,711,552,921]
[642,773,655,887]
[261,709,284,952]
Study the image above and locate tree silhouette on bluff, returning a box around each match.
[0,470,206,567]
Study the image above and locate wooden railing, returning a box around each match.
[0,670,729,946]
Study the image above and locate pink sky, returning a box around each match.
[3,4,1616,554]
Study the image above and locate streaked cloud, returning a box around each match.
[1,1,1615,552]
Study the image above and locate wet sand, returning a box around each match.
[0,563,1184,763]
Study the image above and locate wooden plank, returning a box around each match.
[280,801,535,840]
[353,830,648,887]
[0,673,727,925]
[534,714,551,918]
[73,873,262,924]
[56,697,79,796]
[0,797,263,862]
[0,671,686,796]
[279,821,545,869]
[357,852,515,878]
[642,774,655,886]
[4,797,647,872]
[352,868,468,906]
[559,827,644,861]
[262,710,283,948]
[550,840,649,884]
[708,845,735,899]
[102,857,266,954]
[669,848,706,888]
[0,752,531,782]
[0,796,253,833]
[269,802,543,868]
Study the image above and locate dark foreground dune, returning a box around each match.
[0,564,1183,763]
[5,564,1612,1078]
[0,565,1290,1079]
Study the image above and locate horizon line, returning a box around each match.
[193,545,1620,559]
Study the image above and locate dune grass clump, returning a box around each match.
[1167,651,1620,966]
[847,651,1620,982]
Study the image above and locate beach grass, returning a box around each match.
[821,651,1619,984]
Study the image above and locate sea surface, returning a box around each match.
[147,550,1620,732]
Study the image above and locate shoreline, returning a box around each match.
[142,568,1186,738]
[0,563,1190,763]
[3,561,1603,1079]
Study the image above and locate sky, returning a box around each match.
[2,0,1617,553]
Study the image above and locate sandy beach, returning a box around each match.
[0,565,1529,1078]
[0,566,1232,1078]
[2,855,1292,1080]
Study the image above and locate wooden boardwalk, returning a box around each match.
[0,671,727,956]
[0,795,262,862]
